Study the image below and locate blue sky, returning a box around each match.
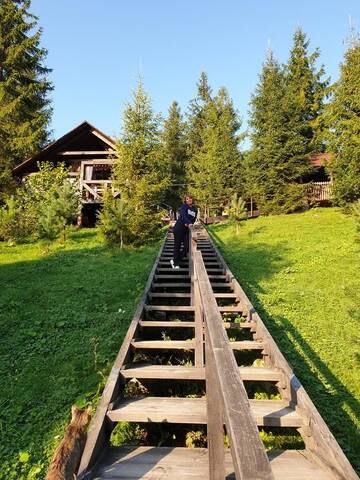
[31,0,359,145]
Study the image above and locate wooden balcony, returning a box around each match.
[309,181,332,202]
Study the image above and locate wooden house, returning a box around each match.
[12,121,118,224]
[306,153,332,202]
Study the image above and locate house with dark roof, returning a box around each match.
[12,121,118,224]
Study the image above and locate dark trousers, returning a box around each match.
[173,228,189,266]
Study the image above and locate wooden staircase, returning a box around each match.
[77,226,358,480]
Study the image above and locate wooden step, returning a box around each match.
[156,268,189,273]
[131,340,196,349]
[211,283,232,289]
[131,339,262,350]
[154,275,190,281]
[148,292,191,299]
[152,283,191,289]
[219,306,243,312]
[139,320,195,328]
[107,397,303,427]
[145,305,194,312]
[214,293,238,298]
[92,447,331,480]
[121,365,282,382]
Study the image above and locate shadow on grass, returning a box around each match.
[210,228,360,473]
[0,242,158,479]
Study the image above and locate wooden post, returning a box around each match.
[205,323,225,480]
[191,229,204,367]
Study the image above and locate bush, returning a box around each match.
[0,196,29,243]
[98,192,130,248]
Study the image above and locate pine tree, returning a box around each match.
[161,101,188,209]
[324,36,360,205]
[188,86,243,214]
[113,78,169,245]
[0,0,53,198]
[98,191,130,248]
[248,49,313,214]
[228,193,247,235]
[186,71,213,159]
[284,28,329,153]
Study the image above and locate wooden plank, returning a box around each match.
[92,447,333,480]
[144,305,194,312]
[151,283,191,288]
[120,365,282,382]
[131,340,196,349]
[148,292,191,298]
[139,320,195,328]
[107,397,302,427]
[194,249,274,479]
[96,448,333,480]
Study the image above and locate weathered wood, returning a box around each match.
[139,320,195,328]
[194,250,274,479]
[131,340,196,349]
[91,447,333,480]
[107,397,302,427]
[120,365,282,382]
[144,305,194,312]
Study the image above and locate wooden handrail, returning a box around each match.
[191,229,273,480]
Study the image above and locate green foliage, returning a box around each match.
[324,37,360,205]
[187,73,243,214]
[210,208,360,471]
[185,430,207,448]
[37,181,80,243]
[161,101,188,208]
[227,193,247,234]
[110,422,147,447]
[352,200,360,234]
[259,429,304,451]
[248,29,328,214]
[0,196,28,243]
[0,229,158,478]
[98,191,130,248]
[113,78,169,245]
[0,0,53,198]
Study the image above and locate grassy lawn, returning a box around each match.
[0,229,158,479]
[210,207,360,473]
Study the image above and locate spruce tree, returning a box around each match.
[0,0,52,198]
[324,36,360,205]
[249,49,313,214]
[161,101,188,208]
[186,71,213,159]
[113,78,169,245]
[188,86,243,214]
[284,28,329,153]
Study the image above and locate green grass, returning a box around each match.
[210,208,360,473]
[0,228,158,479]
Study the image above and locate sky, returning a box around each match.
[31,0,360,145]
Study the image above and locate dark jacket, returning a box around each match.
[174,203,198,232]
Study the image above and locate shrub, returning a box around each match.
[0,196,28,243]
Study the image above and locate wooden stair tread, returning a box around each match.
[107,397,303,427]
[145,305,195,312]
[92,447,332,480]
[131,340,196,349]
[139,320,195,328]
[152,283,191,288]
[131,339,262,350]
[148,292,191,298]
[121,365,282,381]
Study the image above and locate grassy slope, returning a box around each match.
[210,208,360,472]
[0,229,158,479]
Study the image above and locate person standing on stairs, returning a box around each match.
[171,194,198,269]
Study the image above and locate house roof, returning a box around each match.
[308,153,332,167]
[12,121,116,175]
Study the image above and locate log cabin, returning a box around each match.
[12,121,118,225]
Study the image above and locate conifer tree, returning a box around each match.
[161,101,188,208]
[324,36,360,205]
[113,78,169,245]
[186,71,213,159]
[284,28,329,153]
[248,49,313,214]
[188,86,243,214]
[0,0,53,198]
